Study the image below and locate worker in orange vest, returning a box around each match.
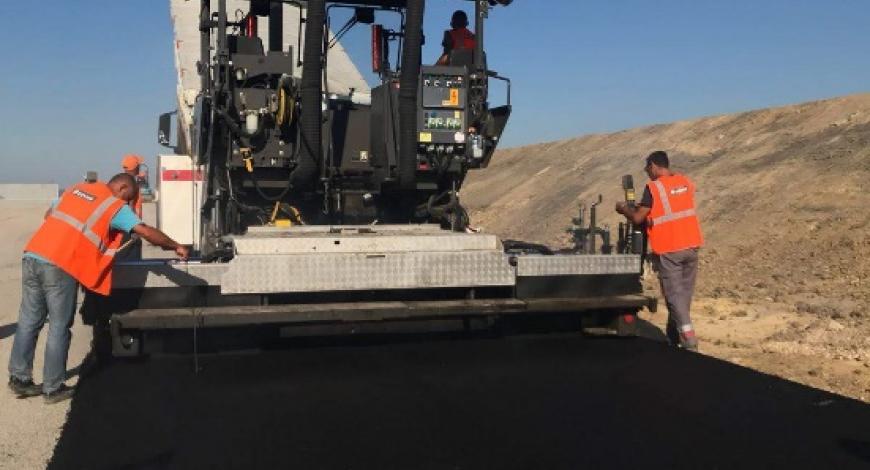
[121,154,144,218]
[8,173,189,403]
[436,10,476,65]
[616,151,704,351]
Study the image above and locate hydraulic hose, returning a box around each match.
[398,0,425,190]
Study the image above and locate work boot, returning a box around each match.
[44,384,75,404]
[9,377,42,398]
[679,329,699,352]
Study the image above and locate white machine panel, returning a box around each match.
[157,154,202,249]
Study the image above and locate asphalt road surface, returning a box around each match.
[49,334,870,469]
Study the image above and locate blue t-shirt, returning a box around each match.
[24,203,143,264]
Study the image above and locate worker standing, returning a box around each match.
[436,10,476,65]
[121,154,144,218]
[7,174,189,403]
[616,151,703,351]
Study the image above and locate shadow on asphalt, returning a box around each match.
[636,318,669,343]
[48,333,870,470]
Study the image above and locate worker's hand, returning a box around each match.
[174,245,191,261]
[615,201,627,215]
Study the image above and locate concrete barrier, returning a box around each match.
[0,184,59,201]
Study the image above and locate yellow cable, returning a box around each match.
[289,205,304,225]
[270,201,280,224]
[276,88,286,126]
[276,87,296,127]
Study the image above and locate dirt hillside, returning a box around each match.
[463,94,870,401]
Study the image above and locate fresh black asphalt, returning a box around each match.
[49,334,870,469]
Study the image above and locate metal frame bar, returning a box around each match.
[112,295,655,330]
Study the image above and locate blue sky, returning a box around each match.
[1,0,868,186]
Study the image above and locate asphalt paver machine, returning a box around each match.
[85,0,654,357]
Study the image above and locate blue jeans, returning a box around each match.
[8,257,79,394]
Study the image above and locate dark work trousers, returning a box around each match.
[651,248,699,348]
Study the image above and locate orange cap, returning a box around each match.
[122,154,143,171]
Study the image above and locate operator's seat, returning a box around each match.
[229,36,265,55]
[448,49,486,68]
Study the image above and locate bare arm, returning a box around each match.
[437,30,451,65]
[615,202,650,226]
[132,224,190,260]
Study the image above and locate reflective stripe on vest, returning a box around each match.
[47,195,121,257]
[651,180,696,226]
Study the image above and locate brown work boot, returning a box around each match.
[8,376,42,398]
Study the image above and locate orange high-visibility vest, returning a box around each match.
[24,182,126,295]
[645,174,703,255]
[449,28,476,50]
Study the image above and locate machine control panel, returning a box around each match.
[421,74,467,109]
[418,66,469,147]
[422,110,464,131]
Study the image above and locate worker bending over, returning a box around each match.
[616,151,704,351]
[436,10,476,65]
[7,174,189,403]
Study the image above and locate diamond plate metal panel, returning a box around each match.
[221,251,516,294]
[516,255,641,277]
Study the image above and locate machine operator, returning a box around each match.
[436,10,476,65]
[7,174,189,403]
[616,151,704,351]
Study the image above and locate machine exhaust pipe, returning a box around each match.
[293,0,325,189]
[397,0,425,190]
[268,0,282,51]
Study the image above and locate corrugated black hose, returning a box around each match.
[398,0,425,190]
